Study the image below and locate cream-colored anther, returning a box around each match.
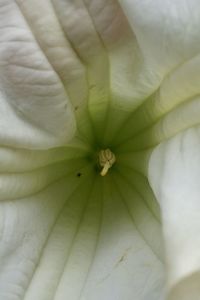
[99,149,116,176]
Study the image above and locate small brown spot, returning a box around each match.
[75,106,78,111]
[77,172,82,177]
[114,247,132,269]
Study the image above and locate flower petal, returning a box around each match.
[149,127,200,299]
[119,0,200,72]
[0,1,76,148]
[0,158,165,300]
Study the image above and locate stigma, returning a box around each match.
[99,149,116,176]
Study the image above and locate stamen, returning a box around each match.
[99,149,116,176]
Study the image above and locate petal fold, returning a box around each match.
[149,127,200,299]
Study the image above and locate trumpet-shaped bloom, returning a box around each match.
[0,1,200,299]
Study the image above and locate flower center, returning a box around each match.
[98,148,116,176]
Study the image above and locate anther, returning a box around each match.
[99,149,116,176]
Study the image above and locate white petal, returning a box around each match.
[115,0,200,118]
[149,127,200,300]
[0,149,164,300]
[119,0,200,72]
[15,0,88,115]
[0,1,76,148]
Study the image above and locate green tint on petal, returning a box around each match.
[0,148,165,300]
[1,1,200,300]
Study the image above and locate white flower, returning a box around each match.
[0,1,200,299]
